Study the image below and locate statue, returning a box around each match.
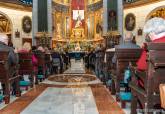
[75,12,82,28]
[75,42,81,51]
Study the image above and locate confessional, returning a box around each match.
[0,50,21,104]
[18,52,34,89]
[129,43,165,114]
[111,48,142,99]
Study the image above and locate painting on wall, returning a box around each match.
[125,13,136,31]
[22,16,32,33]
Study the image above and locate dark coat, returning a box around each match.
[0,41,18,66]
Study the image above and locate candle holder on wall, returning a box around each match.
[137,28,143,36]
[15,29,20,38]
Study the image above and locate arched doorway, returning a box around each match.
[146,6,165,21]
[0,13,12,33]
[0,12,12,45]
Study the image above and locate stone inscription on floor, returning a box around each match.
[21,87,99,114]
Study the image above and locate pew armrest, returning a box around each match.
[150,58,165,68]
[129,82,146,97]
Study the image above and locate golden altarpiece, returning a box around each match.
[52,0,104,51]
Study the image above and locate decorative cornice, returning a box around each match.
[53,2,69,13]
[87,0,103,11]
[0,1,32,12]
[124,0,163,9]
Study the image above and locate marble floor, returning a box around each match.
[0,84,125,114]
[64,59,85,74]
[0,60,126,114]
[21,87,99,114]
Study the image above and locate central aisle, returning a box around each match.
[0,60,125,114]
[21,87,99,114]
[64,59,86,74]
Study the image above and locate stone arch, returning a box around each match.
[0,11,13,44]
[145,5,165,22]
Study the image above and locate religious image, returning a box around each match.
[125,13,136,31]
[108,10,117,31]
[96,22,102,34]
[22,16,32,33]
[73,10,84,28]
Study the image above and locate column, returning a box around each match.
[103,0,108,34]
[117,0,124,43]
[47,0,53,46]
[32,0,38,45]
[32,0,53,46]
[47,0,52,36]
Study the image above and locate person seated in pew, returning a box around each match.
[137,17,165,71]
[37,46,45,53]
[18,43,38,68]
[112,32,141,64]
[18,42,31,53]
[18,42,38,83]
[0,33,19,95]
[51,50,63,74]
[0,33,19,73]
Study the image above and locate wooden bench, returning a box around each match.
[0,50,21,104]
[129,43,165,114]
[111,48,142,102]
[45,53,52,76]
[18,52,34,89]
[104,49,115,88]
[35,51,46,83]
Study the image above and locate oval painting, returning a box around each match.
[22,16,32,33]
[125,13,136,31]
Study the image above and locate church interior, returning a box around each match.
[0,0,165,114]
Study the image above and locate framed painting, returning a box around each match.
[22,16,32,33]
[125,13,136,31]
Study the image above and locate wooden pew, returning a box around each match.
[45,53,52,76]
[129,43,165,114]
[18,52,34,89]
[104,49,115,88]
[111,48,142,100]
[35,51,46,83]
[0,50,21,104]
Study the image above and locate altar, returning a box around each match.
[71,28,85,41]
[68,51,86,60]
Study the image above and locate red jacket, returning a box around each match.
[137,36,165,70]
